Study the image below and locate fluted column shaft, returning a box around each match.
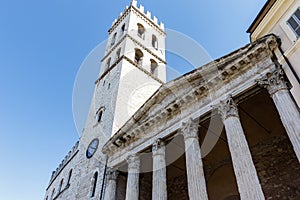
[152,139,167,200]
[181,118,208,200]
[217,96,265,200]
[257,69,300,162]
[104,168,118,200]
[125,155,140,200]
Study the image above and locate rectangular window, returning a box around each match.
[287,8,300,37]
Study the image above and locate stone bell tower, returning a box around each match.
[72,1,166,199]
[83,0,167,146]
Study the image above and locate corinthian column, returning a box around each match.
[217,96,265,200]
[104,168,118,200]
[181,118,208,200]
[125,154,140,200]
[257,69,300,162]
[152,139,167,200]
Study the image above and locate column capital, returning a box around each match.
[256,69,289,96]
[181,118,199,140]
[152,138,165,156]
[127,154,140,171]
[216,95,239,121]
[106,168,118,181]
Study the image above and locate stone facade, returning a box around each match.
[45,1,300,200]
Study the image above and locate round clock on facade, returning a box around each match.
[86,138,99,159]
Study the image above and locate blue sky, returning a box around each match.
[0,0,265,199]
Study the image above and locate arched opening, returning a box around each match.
[134,49,144,66]
[90,172,98,197]
[137,23,145,39]
[58,179,64,192]
[116,48,121,60]
[152,34,158,49]
[96,108,104,123]
[121,23,126,33]
[150,59,158,76]
[111,32,117,46]
[50,188,55,200]
[67,169,72,186]
[106,57,111,70]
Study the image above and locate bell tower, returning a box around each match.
[82,0,167,149]
[89,0,166,142]
[71,1,166,199]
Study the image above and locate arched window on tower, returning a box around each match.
[111,32,117,46]
[50,188,55,200]
[66,169,72,186]
[137,23,145,39]
[152,34,158,49]
[96,107,104,123]
[134,49,144,66]
[116,48,121,60]
[58,179,64,192]
[90,172,98,197]
[121,23,126,33]
[150,59,158,77]
[105,58,111,71]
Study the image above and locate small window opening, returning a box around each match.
[111,33,117,46]
[134,49,144,66]
[137,23,145,39]
[105,58,111,71]
[97,110,103,123]
[287,8,300,37]
[67,169,72,186]
[116,48,121,60]
[150,59,158,76]
[50,189,55,200]
[121,24,126,33]
[90,172,98,197]
[152,35,158,49]
[58,179,64,192]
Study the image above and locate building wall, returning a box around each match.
[250,0,300,107]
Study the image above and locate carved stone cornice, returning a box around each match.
[256,69,289,96]
[106,168,119,181]
[181,118,200,140]
[217,96,239,121]
[266,35,278,51]
[127,154,140,171]
[152,139,165,156]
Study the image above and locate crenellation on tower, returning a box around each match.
[109,0,165,36]
[146,10,151,18]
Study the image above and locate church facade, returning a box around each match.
[45,1,300,199]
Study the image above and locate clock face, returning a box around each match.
[86,139,99,159]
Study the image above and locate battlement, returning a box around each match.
[48,141,79,187]
[110,0,164,31]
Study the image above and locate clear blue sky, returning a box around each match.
[0,0,265,199]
